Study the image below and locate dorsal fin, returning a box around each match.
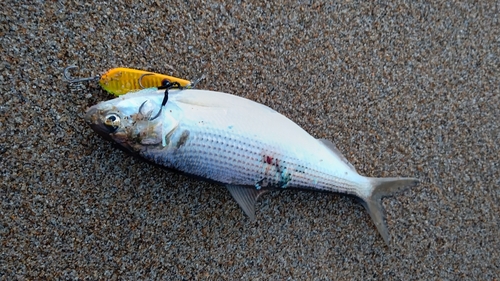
[318,138,357,171]
[174,90,277,113]
[226,185,269,221]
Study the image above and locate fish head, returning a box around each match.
[84,88,178,152]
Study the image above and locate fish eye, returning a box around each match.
[104,113,120,131]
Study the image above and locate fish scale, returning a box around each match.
[85,88,418,245]
[141,118,361,195]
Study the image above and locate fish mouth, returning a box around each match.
[84,106,135,153]
[84,106,116,142]
[84,106,99,124]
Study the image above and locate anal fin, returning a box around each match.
[226,185,269,221]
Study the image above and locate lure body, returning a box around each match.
[99,68,191,96]
[85,88,417,245]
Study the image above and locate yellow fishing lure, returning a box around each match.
[100,68,191,95]
[64,66,192,96]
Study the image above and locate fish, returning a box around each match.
[84,87,418,245]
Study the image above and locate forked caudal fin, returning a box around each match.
[362,177,419,245]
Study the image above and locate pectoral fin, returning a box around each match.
[226,185,269,220]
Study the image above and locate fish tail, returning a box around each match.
[361,177,418,245]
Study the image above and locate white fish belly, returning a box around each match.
[140,102,369,196]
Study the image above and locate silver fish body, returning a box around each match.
[85,88,417,245]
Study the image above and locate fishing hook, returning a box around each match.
[63,65,100,83]
[149,80,181,120]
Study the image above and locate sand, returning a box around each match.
[1,0,498,279]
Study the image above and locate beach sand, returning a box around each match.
[1,1,498,279]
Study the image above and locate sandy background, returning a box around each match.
[1,0,499,279]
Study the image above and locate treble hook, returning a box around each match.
[149,80,181,120]
[63,65,100,83]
